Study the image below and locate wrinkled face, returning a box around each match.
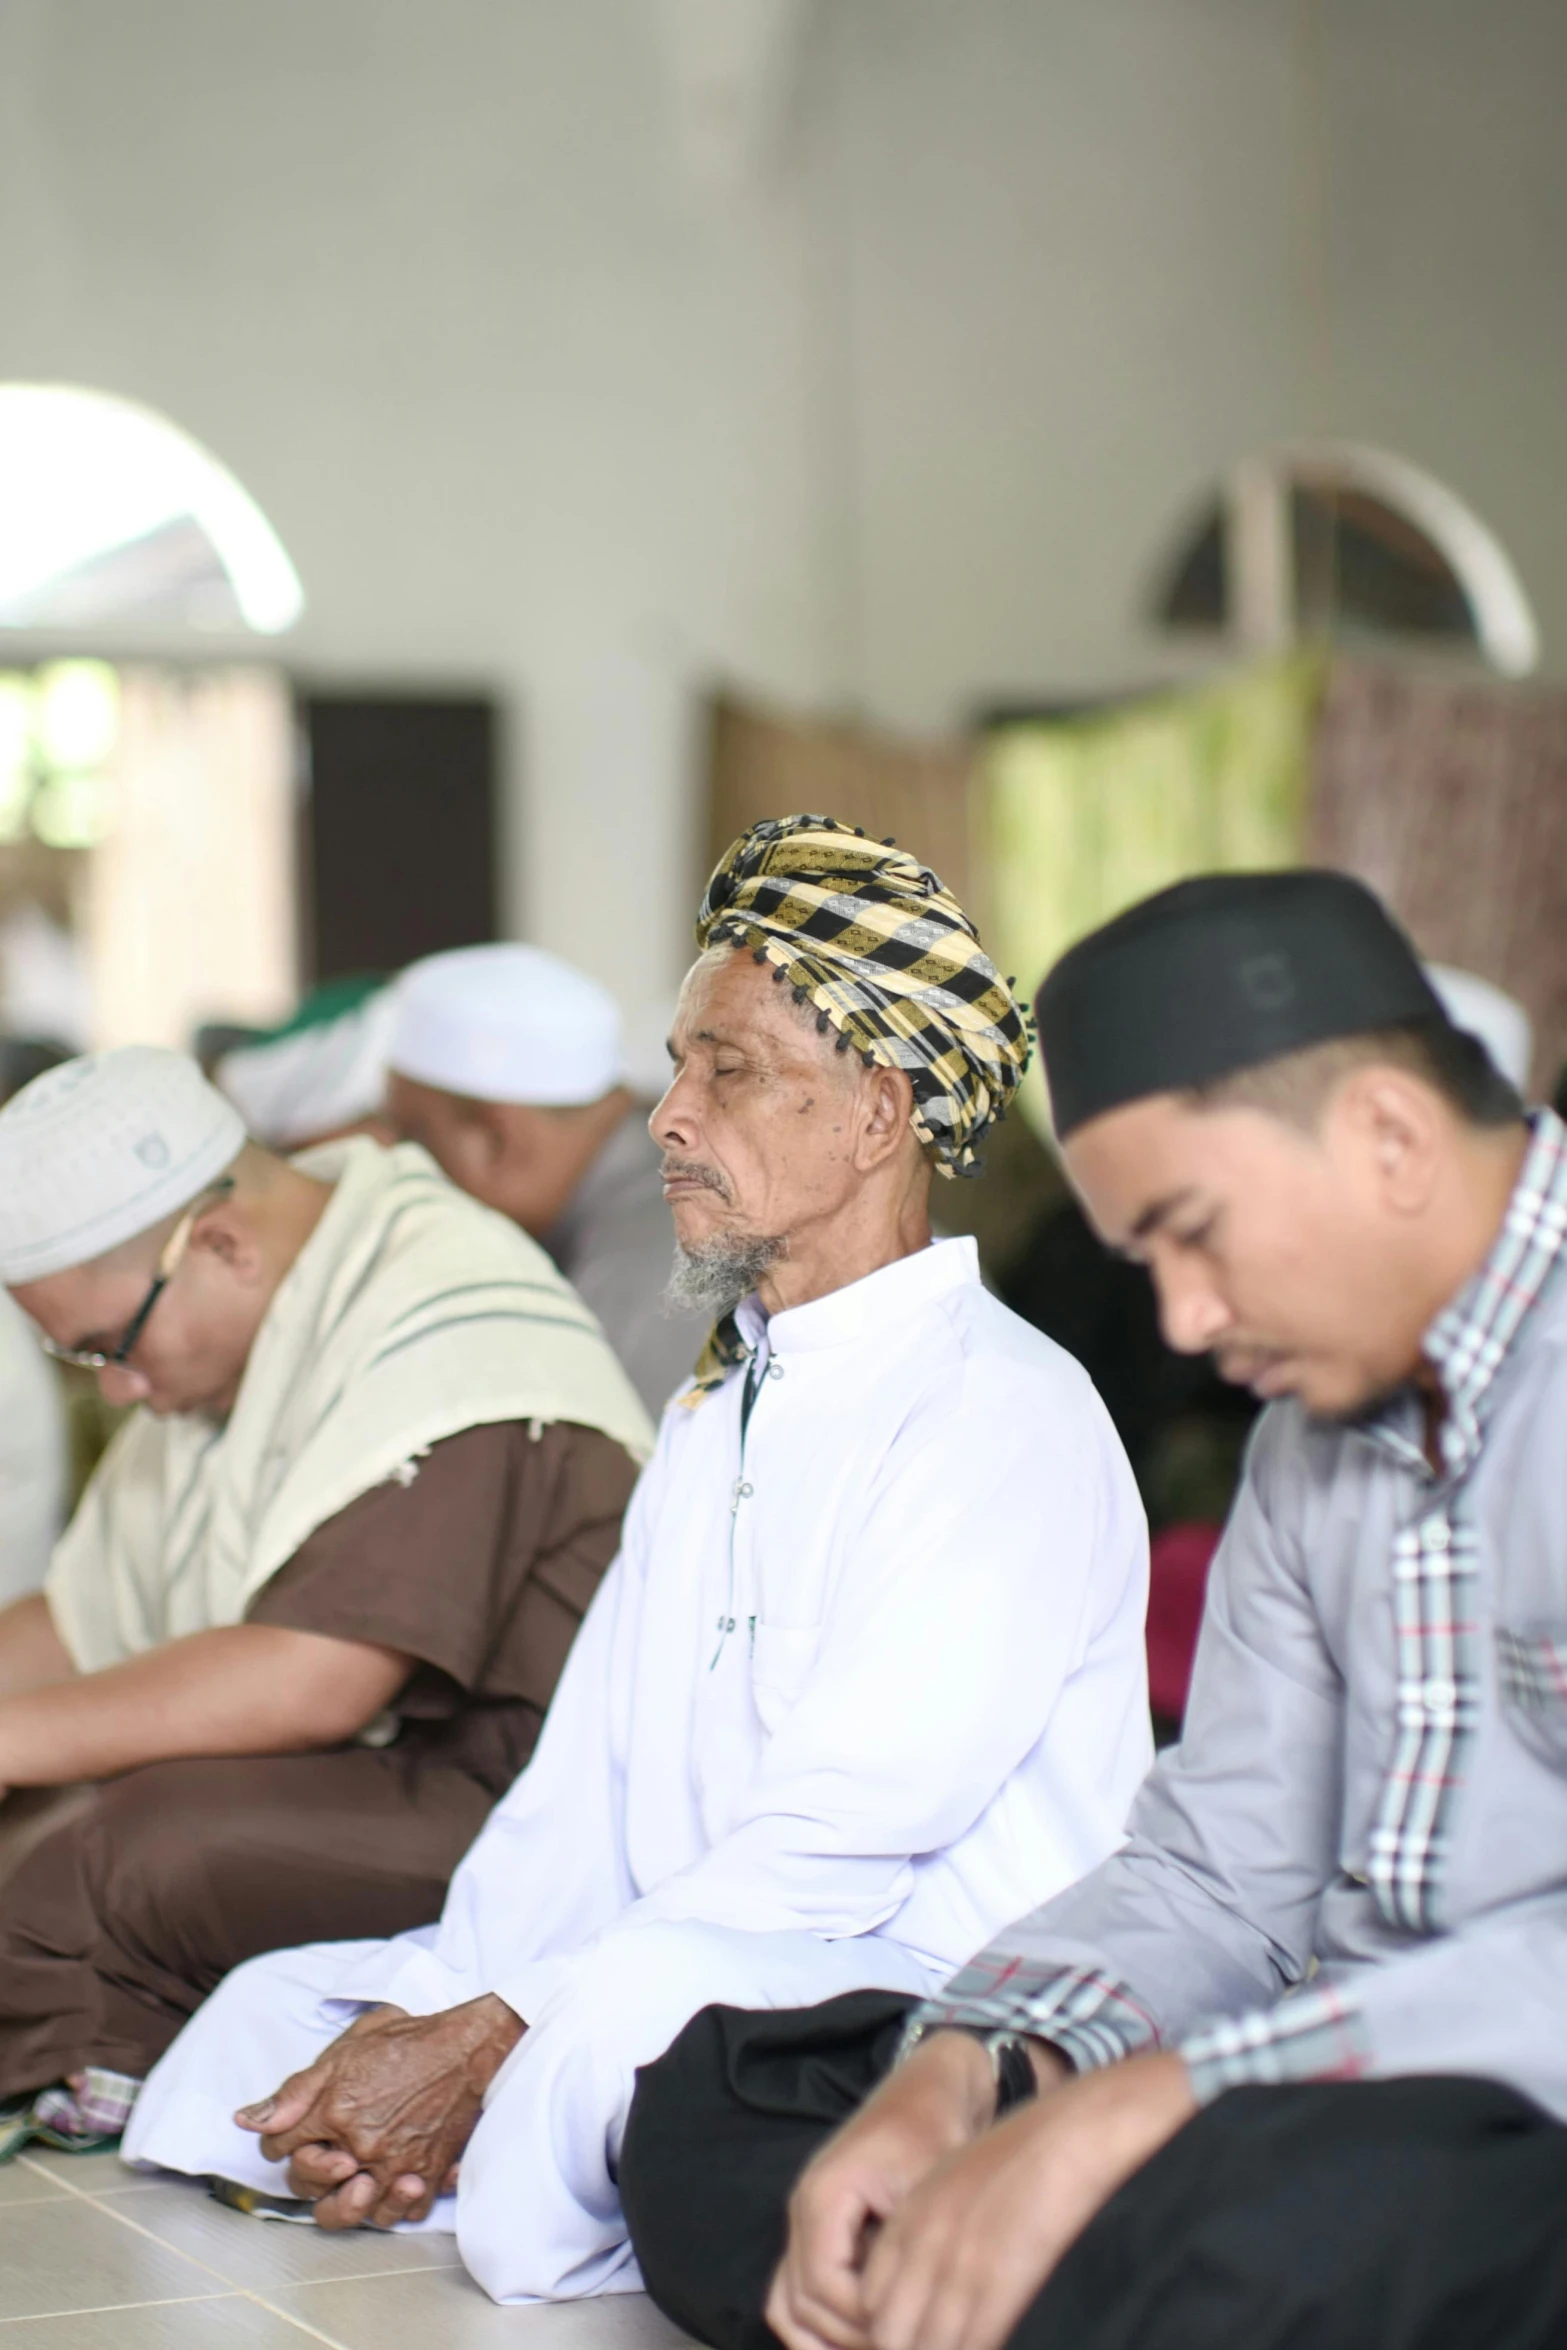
[652,950,869,1267]
[1064,1089,1430,1419]
[15,1230,261,1420]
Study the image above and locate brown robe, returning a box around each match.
[0,1419,635,2095]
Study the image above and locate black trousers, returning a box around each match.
[620,1991,1567,2350]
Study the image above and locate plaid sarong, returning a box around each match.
[0,2069,141,2163]
[697,815,1032,1178]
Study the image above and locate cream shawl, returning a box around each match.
[47,1139,655,1670]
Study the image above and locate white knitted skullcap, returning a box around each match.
[387,945,625,1108]
[0,1046,246,1285]
[1426,965,1534,1094]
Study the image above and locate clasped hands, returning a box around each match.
[234,1994,523,2230]
[767,2032,1196,2350]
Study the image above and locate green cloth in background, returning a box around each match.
[984,654,1325,1139]
[252,972,386,1044]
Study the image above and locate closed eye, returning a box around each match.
[1171,1217,1218,1252]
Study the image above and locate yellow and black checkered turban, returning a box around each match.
[695,814,1032,1177]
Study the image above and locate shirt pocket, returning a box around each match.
[1494,1624,1567,1765]
[749,1620,822,1737]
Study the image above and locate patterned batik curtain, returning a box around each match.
[984,654,1324,1136]
[705,692,979,918]
[1307,661,1567,1097]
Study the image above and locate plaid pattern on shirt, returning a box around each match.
[1364,1108,1567,1932]
[907,1952,1161,2075]
[902,1112,1567,2093]
[1366,1506,1482,1932]
[1495,1627,1567,1712]
[1181,1981,1369,2100]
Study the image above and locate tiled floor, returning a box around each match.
[0,2146,696,2347]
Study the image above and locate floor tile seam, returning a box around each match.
[267,2254,469,2286]
[83,2189,463,2291]
[232,2287,356,2348]
[48,2183,266,2291]
[12,2156,114,2207]
[6,2157,466,2299]
[0,2290,234,2324]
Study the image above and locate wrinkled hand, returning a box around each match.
[234,1996,524,2230]
[767,2031,1060,2350]
[857,2051,1196,2350]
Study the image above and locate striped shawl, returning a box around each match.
[47,1139,652,1670]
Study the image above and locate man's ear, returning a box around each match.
[189,1198,267,1284]
[1335,1067,1444,1216]
[856,1065,916,1170]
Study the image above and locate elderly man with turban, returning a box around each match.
[125,816,1153,2306]
[0,1048,651,2156]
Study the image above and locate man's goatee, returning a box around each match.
[664,1232,787,1316]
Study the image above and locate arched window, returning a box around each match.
[0,384,303,635]
[1150,442,1536,677]
[0,388,301,1051]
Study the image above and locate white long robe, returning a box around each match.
[127,1237,1152,2302]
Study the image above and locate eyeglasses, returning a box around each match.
[43,1178,236,1373]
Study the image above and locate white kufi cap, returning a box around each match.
[0,1046,246,1285]
[388,945,624,1107]
[1426,965,1534,1095]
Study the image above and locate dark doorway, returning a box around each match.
[299,693,500,983]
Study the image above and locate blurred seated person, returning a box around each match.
[0,1300,66,1611]
[383,945,709,1416]
[0,1040,71,1607]
[0,1046,651,2153]
[215,978,398,1149]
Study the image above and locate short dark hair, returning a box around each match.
[1188,1016,1525,1131]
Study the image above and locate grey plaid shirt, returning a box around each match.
[916,1111,1567,2115]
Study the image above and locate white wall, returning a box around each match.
[819,0,1567,731]
[0,0,837,1011]
[2,0,1565,1006]
[1318,0,1567,674]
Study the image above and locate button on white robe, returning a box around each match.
[127,1238,1151,2301]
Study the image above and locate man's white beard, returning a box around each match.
[664,1232,787,1317]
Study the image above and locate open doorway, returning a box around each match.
[0,385,307,1055]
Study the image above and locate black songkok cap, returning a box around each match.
[1036,869,1447,1139]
